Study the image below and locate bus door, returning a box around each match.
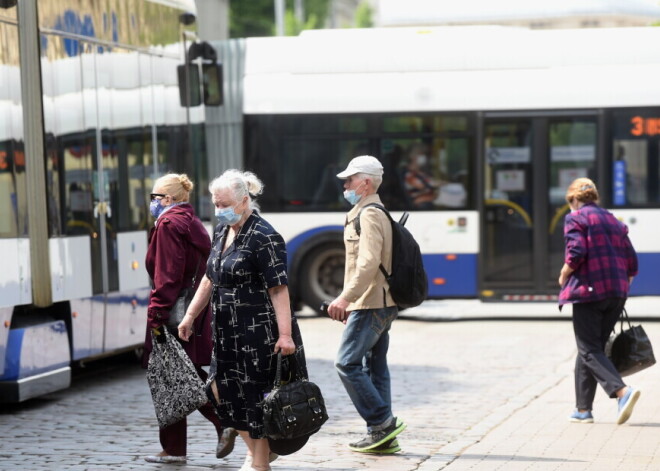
[481,115,598,298]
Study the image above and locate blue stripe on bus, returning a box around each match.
[424,253,478,297]
[286,225,344,268]
[1,322,70,381]
[629,252,660,296]
[0,329,24,381]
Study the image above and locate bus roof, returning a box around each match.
[244,26,660,114]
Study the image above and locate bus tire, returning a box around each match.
[299,242,345,315]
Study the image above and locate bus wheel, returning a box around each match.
[299,243,345,314]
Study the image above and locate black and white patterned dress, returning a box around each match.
[206,212,305,439]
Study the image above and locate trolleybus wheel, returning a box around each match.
[299,243,345,315]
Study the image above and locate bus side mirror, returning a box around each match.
[177,64,201,107]
[202,63,223,106]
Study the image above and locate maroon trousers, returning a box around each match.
[160,366,223,456]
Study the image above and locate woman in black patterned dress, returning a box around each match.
[178,169,303,471]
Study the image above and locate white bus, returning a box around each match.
[0,0,201,402]
[219,26,660,310]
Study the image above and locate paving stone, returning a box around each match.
[2,315,658,470]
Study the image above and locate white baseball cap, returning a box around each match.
[336,155,384,179]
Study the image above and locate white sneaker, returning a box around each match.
[239,453,278,471]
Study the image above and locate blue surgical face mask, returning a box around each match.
[150,198,165,219]
[343,181,365,206]
[215,205,242,226]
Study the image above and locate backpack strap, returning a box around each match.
[354,203,391,235]
[354,203,393,280]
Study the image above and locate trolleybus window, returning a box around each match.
[279,138,369,212]
[0,22,26,238]
[612,110,660,207]
[547,119,597,283]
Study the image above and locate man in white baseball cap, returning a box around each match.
[328,154,406,454]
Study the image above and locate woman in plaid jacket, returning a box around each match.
[558,178,640,426]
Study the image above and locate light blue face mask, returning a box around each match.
[150,199,165,219]
[343,181,365,206]
[215,205,242,226]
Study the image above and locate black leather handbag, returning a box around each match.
[261,352,329,440]
[166,255,201,333]
[606,308,656,377]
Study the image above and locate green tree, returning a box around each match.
[230,0,332,38]
[354,1,374,28]
[285,10,321,36]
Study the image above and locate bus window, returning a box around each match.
[547,119,596,285]
[278,138,370,212]
[380,138,469,211]
[613,140,651,206]
[382,115,468,133]
[612,110,660,206]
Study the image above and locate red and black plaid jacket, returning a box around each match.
[559,202,638,306]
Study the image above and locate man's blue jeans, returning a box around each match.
[335,307,398,431]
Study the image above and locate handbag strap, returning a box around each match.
[189,253,202,289]
[619,307,632,330]
[274,352,283,387]
[272,352,305,390]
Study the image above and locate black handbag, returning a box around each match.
[261,352,329,441]
[166,255,201,333]
[606,308,656,377]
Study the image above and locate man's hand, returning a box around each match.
[327,297,350,322]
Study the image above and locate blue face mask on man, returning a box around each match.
[150,198,165,219]
[215,205,242,226]
[343,181,365,206]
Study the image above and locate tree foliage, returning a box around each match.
[354,1,374,28]
[229,0,332,38]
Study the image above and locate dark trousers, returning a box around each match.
[160,366,223,456]
[572,298,627,410]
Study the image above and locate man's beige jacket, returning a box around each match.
[339,193,396,311]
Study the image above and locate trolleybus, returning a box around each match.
[0,0,201,402]
[227,26,660,311]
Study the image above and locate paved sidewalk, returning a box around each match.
[438,359,660,470]
[1,317,658,470]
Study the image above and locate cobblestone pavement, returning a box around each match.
[1,315,658,470]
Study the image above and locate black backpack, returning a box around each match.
[355,203,428,309]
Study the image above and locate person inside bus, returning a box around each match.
[143,173,237,464]
[403,143,442,209]
[558,178,641,426]
[178,169,306,471]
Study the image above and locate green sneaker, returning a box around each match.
[363,438,401,454]
[349,418,407,452]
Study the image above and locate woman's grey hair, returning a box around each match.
[209,169,264,211]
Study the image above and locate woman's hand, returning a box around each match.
[274,334,295,355]
[178,313,195,342]
[558,273,566,287]
[558,263,574,287]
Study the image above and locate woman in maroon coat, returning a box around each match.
[143,173,237,464]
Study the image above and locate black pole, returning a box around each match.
[182,33,200,215]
